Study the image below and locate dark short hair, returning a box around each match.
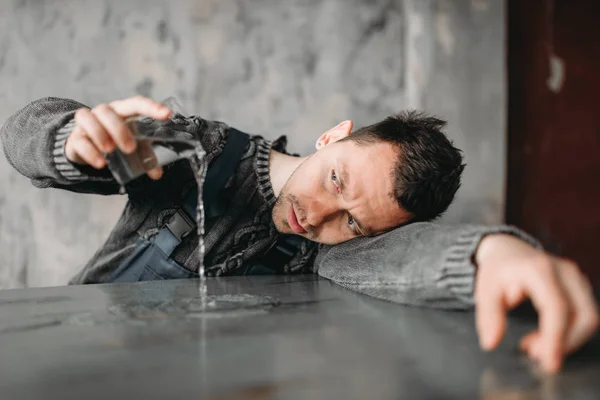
[343,111,465,222]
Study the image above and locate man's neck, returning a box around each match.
[269,149,306,197]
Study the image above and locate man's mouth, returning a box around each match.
[287,204,307,234]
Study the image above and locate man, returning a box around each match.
[2,96,598,373]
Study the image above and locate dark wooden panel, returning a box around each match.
[507,0,600,286]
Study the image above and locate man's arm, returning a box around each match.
[315,222,599,372]
[1,96,171,195]
[2,97,116,194]
[315,222,537,309]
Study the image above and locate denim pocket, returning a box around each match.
[110,237,197,282]
[142,252,197,281]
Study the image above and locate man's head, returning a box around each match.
[272,111,465,245]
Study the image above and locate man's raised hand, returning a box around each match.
[65,96,171,180]
[474,234,599,373]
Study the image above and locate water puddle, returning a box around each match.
[184,294,280,319]
[59,295,280,327]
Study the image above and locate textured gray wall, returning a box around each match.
[0,0,505,288]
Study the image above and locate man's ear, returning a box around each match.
[315,120,354,150]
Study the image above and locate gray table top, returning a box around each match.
[0,275,598,399]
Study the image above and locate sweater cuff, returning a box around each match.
[438,225,543,306]
[52,119,86,181]
[52,119,114,182]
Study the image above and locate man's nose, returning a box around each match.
[305,197,339,229]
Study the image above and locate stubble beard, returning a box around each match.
[272,189,294,234]
[272,191,315,240]
[270,154,313,237]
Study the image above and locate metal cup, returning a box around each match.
[105,97,197,186]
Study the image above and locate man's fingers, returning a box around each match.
[109,96,171,120]
[475,266,527,351]
[65,125,84,164]
[557,261,600,355]
[146,167,163,180]
[476,286,508,351]
[74,108,115,153]
[524,258,571,373]
[519,330,538,352]
[91,104,137,154]
[70,136,106,169]
[473,235,597,373]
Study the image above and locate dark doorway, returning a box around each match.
[507,0,600,286]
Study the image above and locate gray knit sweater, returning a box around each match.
[2,97,540,310]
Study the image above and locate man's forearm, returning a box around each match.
[1,97,119,194]
[315,222,540,310]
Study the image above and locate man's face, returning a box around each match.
[272,136,412,245]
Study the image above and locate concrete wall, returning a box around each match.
[0,0,505,288]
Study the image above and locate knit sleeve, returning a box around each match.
[2,97,236,200]
[314,222,542,310]
[1,97,120,195]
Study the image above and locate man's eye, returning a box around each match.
[331,170,341,193]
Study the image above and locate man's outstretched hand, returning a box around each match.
[474,234,599,373]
